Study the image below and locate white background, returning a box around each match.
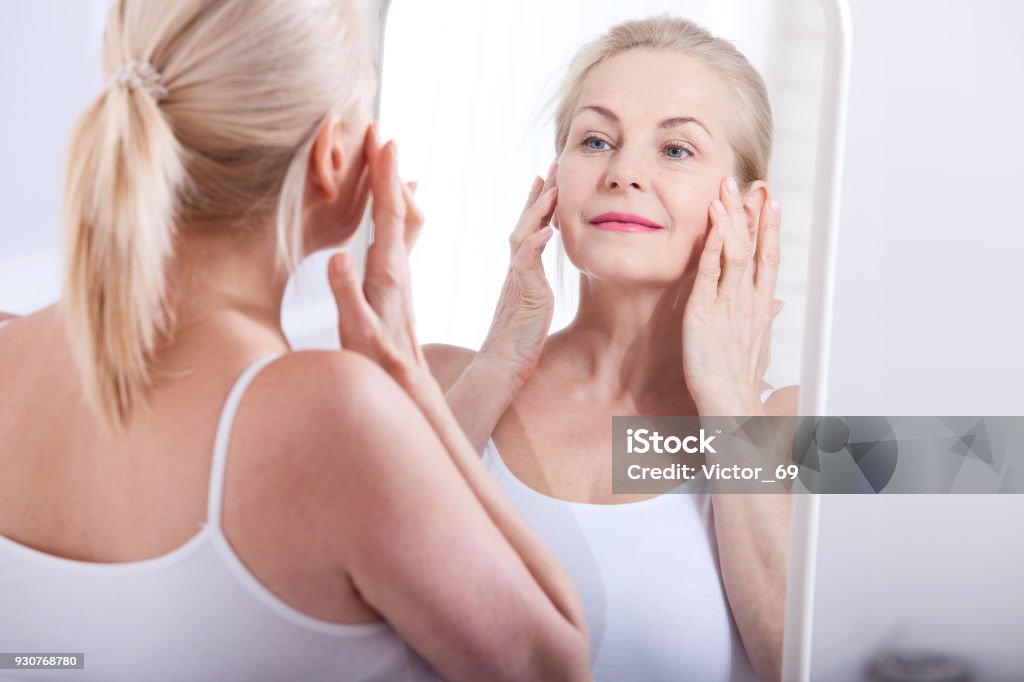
[810,1,1024,679]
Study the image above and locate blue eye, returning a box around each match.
[665,144,692,160]
[583,136,610,151]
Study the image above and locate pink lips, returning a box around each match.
[589,212,663,233]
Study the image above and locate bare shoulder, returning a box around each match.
[240,349,411,448]
[764,384,800,417]
[422,343,477,392]
[226,348,443,546]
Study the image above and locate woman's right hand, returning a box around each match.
[476,162,559,390]
[327,124,427,390]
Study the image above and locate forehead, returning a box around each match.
[575,48,728,132]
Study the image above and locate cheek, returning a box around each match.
[554,156,596,219]
[668,197,711,233]
[660,179,721,234]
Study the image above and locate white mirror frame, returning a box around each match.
[783,0,851,680]
[371,2,853,679]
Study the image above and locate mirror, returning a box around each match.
[375,1,850,680]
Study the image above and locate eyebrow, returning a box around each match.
[577,105,713,140]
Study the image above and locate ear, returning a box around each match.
[308,113,345,204]
[742,180,768,243]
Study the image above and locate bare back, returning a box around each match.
[0,305,377,623]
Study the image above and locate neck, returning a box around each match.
[558,273,697,401]
[160,223,292,354]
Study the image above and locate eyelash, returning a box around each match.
[579,134,694,160]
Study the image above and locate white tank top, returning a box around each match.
[0,345,438,682]
[481,390,776,682]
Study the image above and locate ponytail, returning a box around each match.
[62,72,184,431]
[60,0,370,429]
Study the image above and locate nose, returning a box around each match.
[603,149,646,192]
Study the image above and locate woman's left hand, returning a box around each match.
[682,176,784,415]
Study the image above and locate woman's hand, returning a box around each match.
[475,162,559,390]
[682,176,784,415]
[326,124,427,389]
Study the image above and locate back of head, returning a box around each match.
[552,15,773,187]
[62,0,369,430]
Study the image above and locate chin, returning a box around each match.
[568,246,685,287]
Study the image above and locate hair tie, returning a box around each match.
[110,60,167,101]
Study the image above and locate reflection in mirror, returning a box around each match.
[380,0,826,393]
[379,1,837,681]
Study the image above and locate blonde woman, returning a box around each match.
[0,2,591,680]
[426,17,799,682]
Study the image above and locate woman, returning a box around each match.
[0,1,590,680]
[425,17,798,682]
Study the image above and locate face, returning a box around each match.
[555,48,742,286]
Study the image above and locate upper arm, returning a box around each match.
[764,384,800,416]
[422,343,477,392]
[263,351,582,681]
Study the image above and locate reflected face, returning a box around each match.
[555,48,738,285]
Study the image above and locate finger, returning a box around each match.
[533,160,559,224]
[369,140,406,255]
[754,196,782,298]
[402,181,424,252]
[541,158,558,192]
[510,176,544,252]
[520,176,544,214]
[509,185,558,255]
[327,251,378,348]
[693,200,728,308]
[511,224,555,277]
[772,299,785,317]
[364,122,381,165]
[716,177,753,302]
[510,161,557,251]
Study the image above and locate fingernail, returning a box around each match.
[718,222,726,238]
[546,186,558,195]
[726,177,739,195]
[769,197,780,213]
[713,199,726,215]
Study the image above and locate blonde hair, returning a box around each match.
[552,15,773,186]
[62,0,369,430]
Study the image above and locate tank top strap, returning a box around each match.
[207,353,283,528]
